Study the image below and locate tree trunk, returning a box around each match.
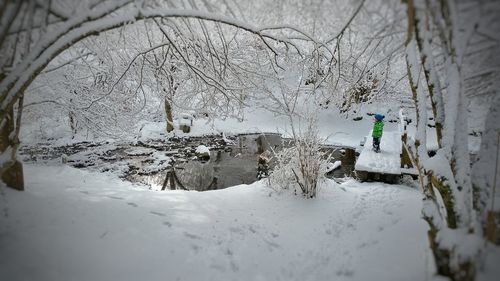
[404,1,479,280]
[164,97,174,133]
[0,109,24,191]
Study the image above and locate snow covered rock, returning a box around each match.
[326,161,342,173]
[195,145,210,160]
[179,113,194,133]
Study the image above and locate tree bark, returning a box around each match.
[0,108,23,191]
[164,97,174,133]
[404,0,478,280]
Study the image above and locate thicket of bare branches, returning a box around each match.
[269,115,330,198]
[0,0,327,177]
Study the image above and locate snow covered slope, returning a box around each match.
[355,131,402,175]
[0,164,432,281]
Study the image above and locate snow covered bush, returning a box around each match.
[269,117,330,198]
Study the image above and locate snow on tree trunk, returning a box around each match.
[403,0,485,280]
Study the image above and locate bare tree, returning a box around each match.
[0,0,321,189]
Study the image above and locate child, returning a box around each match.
[372,113,385,153]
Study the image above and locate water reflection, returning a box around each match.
[24,133,358,191]
[158,146,357,191]
[173,150,259,191]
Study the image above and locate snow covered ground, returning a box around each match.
[10,104,500,281]
[22,106,398,149]
[0,164,433,281]
[132,107,400,150]
[355,131,402,175]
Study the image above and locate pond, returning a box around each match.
[20,133,357,191]
[128,134,357,191]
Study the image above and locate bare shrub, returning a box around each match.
[269,117,330,198]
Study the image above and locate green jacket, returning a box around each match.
[372,121,384,138]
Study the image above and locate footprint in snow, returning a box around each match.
[391,218,401,225]
[191,244,201,253]
[336,268,354,277]
[229,227,244,234]
[357,240,379,249]
[163,221,172,227]
[263,238,281,250]
[352,210,363,219]
[127,202,138,207]
[383,209,394,215]
[183,231,201,240]
[150,211,166,217]
[210,264,226,272]
[230,261,239,272]
[107,195,124,200]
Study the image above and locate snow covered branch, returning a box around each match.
[0,2,321,123]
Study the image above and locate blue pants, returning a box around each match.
[373,137,381,151]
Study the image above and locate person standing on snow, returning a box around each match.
[372,113,385,153]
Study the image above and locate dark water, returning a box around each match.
[324,146,357,178]
[20,133,357,191]
[144,142,357,191]
[131,149,261,191]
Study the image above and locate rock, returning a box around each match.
[352,116,363,121]
[180,124,191,133]
[179,113,194,133]
[325,161,342,173]
[195,145,210,160]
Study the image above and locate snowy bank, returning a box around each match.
[0,164,433,281]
